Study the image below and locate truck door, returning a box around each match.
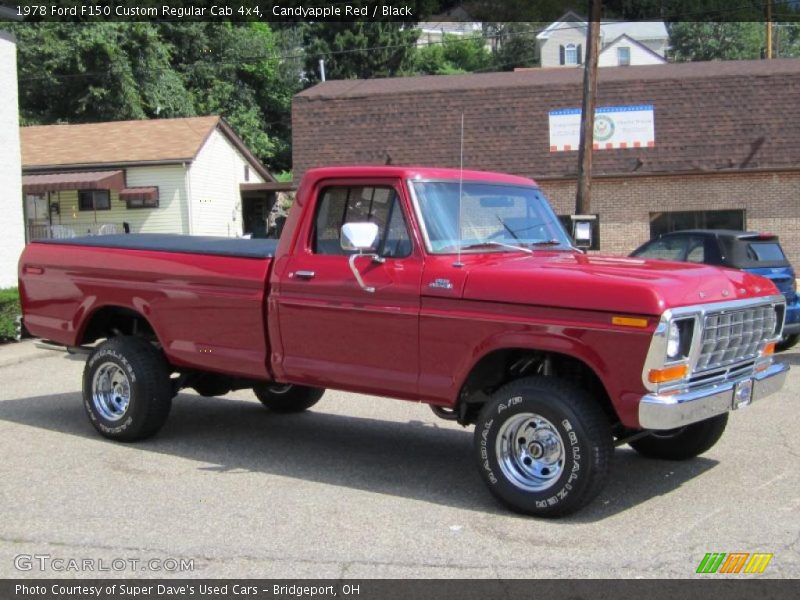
[275,180,422,398]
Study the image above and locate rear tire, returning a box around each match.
[629,413,728,460]
[474,377,613,518]
[253,383,324,413]
[776,333,799,352]
[83,336,173,442]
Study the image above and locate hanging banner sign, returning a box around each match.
[548,104,655,152]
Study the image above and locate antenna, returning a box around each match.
[454,112,465,268]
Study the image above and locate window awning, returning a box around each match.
[22,170,125,194]
[119,187,158,202]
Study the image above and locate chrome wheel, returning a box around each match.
[496,412,565,492]
[91,362,131,421]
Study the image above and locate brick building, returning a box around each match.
[292,59,800,264]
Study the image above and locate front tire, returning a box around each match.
[474,377,613,518]
[253,383,324,413]
[629,413,728,460]
[83,336,173,442]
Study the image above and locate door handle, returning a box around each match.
[292,270,316,279]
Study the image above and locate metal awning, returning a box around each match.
[119,186,158,202]
[22,170,125,194]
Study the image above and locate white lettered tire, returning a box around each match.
[474,377,613,517]
[83,336,173,442]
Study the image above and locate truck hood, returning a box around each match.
[459,252,778,316]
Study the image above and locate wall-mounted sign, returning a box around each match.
[548,104,655,152]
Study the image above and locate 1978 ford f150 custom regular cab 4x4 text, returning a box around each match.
[19,166,789,517]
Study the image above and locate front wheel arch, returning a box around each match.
[452,347,616,426]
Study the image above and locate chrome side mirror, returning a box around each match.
[341,222,382,293]
[340,222,379,252]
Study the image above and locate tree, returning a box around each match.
[12,22,194,124]
[158,22,300,170]
[11,22,300,171]
[412,33,492,75]
[774,23,800,58]
[668,22,763,61]
[486,23,541,71]
[302,22,419,83]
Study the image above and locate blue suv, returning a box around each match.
[631,230,799,351]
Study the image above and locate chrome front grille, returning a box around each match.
[696,305,777,372]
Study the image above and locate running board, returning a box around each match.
[34,341,91,355]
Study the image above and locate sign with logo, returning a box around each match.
[548,104,655,152]
[696,552,773,574]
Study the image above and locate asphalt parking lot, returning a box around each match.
[0,340,797,579]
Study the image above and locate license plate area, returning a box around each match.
[733,378,754,409]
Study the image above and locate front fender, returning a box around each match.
[418,301,653,427]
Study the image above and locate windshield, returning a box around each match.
[411,181,572,254]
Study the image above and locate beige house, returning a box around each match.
[536,11,668,68]
[21,116,279,241]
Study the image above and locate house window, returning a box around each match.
[244,165,250,182]
[617,46,631,66]
[78,190,111,211]
[565,44,578,65]
[649,210,745,239]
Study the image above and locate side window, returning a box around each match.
[686,238,705,263]
[313,186,412,258]
[634,236,687,261]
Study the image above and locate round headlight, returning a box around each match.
[667,321,681,359]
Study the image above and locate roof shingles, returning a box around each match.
[21,116,220,168]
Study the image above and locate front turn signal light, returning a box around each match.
[761,342,776,357]
[648,363,689,384]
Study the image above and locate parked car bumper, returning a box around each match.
[638,361,788,430]
[783,299,800,335]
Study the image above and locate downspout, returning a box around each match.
[183,161,194,234]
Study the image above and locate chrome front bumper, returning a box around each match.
[638,361,789,430]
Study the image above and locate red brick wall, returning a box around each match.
[538,171,800,266]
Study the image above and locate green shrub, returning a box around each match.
[0,288,21,341]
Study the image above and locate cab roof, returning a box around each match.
[302,165,538,187]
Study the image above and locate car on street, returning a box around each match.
[630,229,799,351]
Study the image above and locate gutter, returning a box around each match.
[23,159,193,173]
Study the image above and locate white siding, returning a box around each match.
[538,27,587,68]
[0,32,24,288]
[41,165,189,235]
[125,165,189,233]
[598,38,666,67]
[188,128,265,237]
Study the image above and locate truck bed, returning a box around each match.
[33,233,278,259]
[20,234,275,379]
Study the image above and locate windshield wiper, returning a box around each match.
[496,215,521,241]
[460,241,533,254]
[527,239,562,246]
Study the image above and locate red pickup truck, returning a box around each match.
[19,166,789,517]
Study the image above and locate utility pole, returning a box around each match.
[575,0,602,215]
[766,0,773,59]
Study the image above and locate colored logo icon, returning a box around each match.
[696,552,773,574]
